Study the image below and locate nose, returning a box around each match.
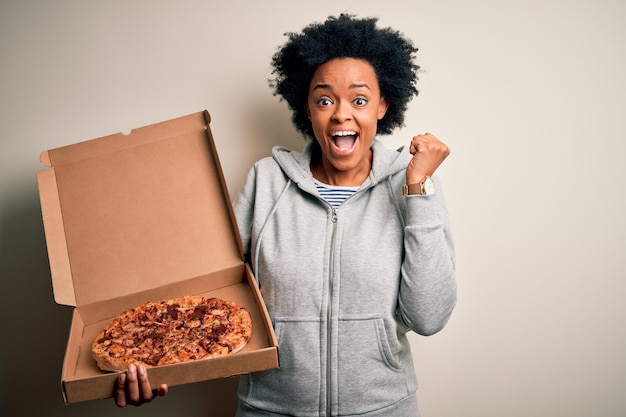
[331,101,351,123]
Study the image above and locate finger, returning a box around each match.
[159,384,169,396]
[409,138,429,155]
[412,133,438,147]
[410,135,428,153]
[411,135,449,155]
[125,364,143,405]
[423,132,438,141]
[153,383,169,398]
[115,373,128,408]
[137,365,155,403]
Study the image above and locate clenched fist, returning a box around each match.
[406,133,450,184]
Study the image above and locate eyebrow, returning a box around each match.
[312,83,371,91]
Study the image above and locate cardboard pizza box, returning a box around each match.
[37,110,278,404]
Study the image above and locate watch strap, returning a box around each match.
[402,175,434,196]
[402,182,425,196]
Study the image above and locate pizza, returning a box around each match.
[92,296,252,372]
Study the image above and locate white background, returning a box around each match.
[1,1,625,416]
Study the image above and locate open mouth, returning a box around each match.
[330,130,358,151]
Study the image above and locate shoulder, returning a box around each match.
[370,140,411,183]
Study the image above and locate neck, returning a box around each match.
[310,151,372,187]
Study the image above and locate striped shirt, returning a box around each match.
[315,181,359,208]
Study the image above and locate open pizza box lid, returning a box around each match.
[37,110,278,404]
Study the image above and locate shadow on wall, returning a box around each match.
[0,183,239,416]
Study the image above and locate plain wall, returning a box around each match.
[1,0,625,416]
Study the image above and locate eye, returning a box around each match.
[353,97,368,106]
[316,97,333,106]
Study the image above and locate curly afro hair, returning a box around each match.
[269,14,420,140]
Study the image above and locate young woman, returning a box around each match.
[116,14,457,416]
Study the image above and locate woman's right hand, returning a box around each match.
[114,364,168,407]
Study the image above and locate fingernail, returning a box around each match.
[138,365,146,375]
[128,364,136,373]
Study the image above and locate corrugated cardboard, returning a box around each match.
[37,110,278,404]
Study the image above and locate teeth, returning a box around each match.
[331,131,357,137]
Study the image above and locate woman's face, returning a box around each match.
[306,58,388,186]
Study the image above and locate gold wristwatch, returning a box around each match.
[402,176,435,196]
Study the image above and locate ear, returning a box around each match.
[377,97,389,120]
[305,104,312,120]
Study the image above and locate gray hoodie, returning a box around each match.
[234,139,457,416]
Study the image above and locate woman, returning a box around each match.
[116,14,457,416]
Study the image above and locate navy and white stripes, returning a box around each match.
[315,182,359,208]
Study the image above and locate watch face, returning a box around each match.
[424,177,435,194]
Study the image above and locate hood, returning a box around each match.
[271,139,410,193]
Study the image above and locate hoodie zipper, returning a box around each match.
[326,206,338,416]
[315,187,364,415]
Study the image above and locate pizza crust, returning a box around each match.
[92,296,252,372]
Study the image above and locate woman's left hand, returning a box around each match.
[406,133,450,184]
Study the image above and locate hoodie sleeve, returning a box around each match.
[397,175,457,336]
